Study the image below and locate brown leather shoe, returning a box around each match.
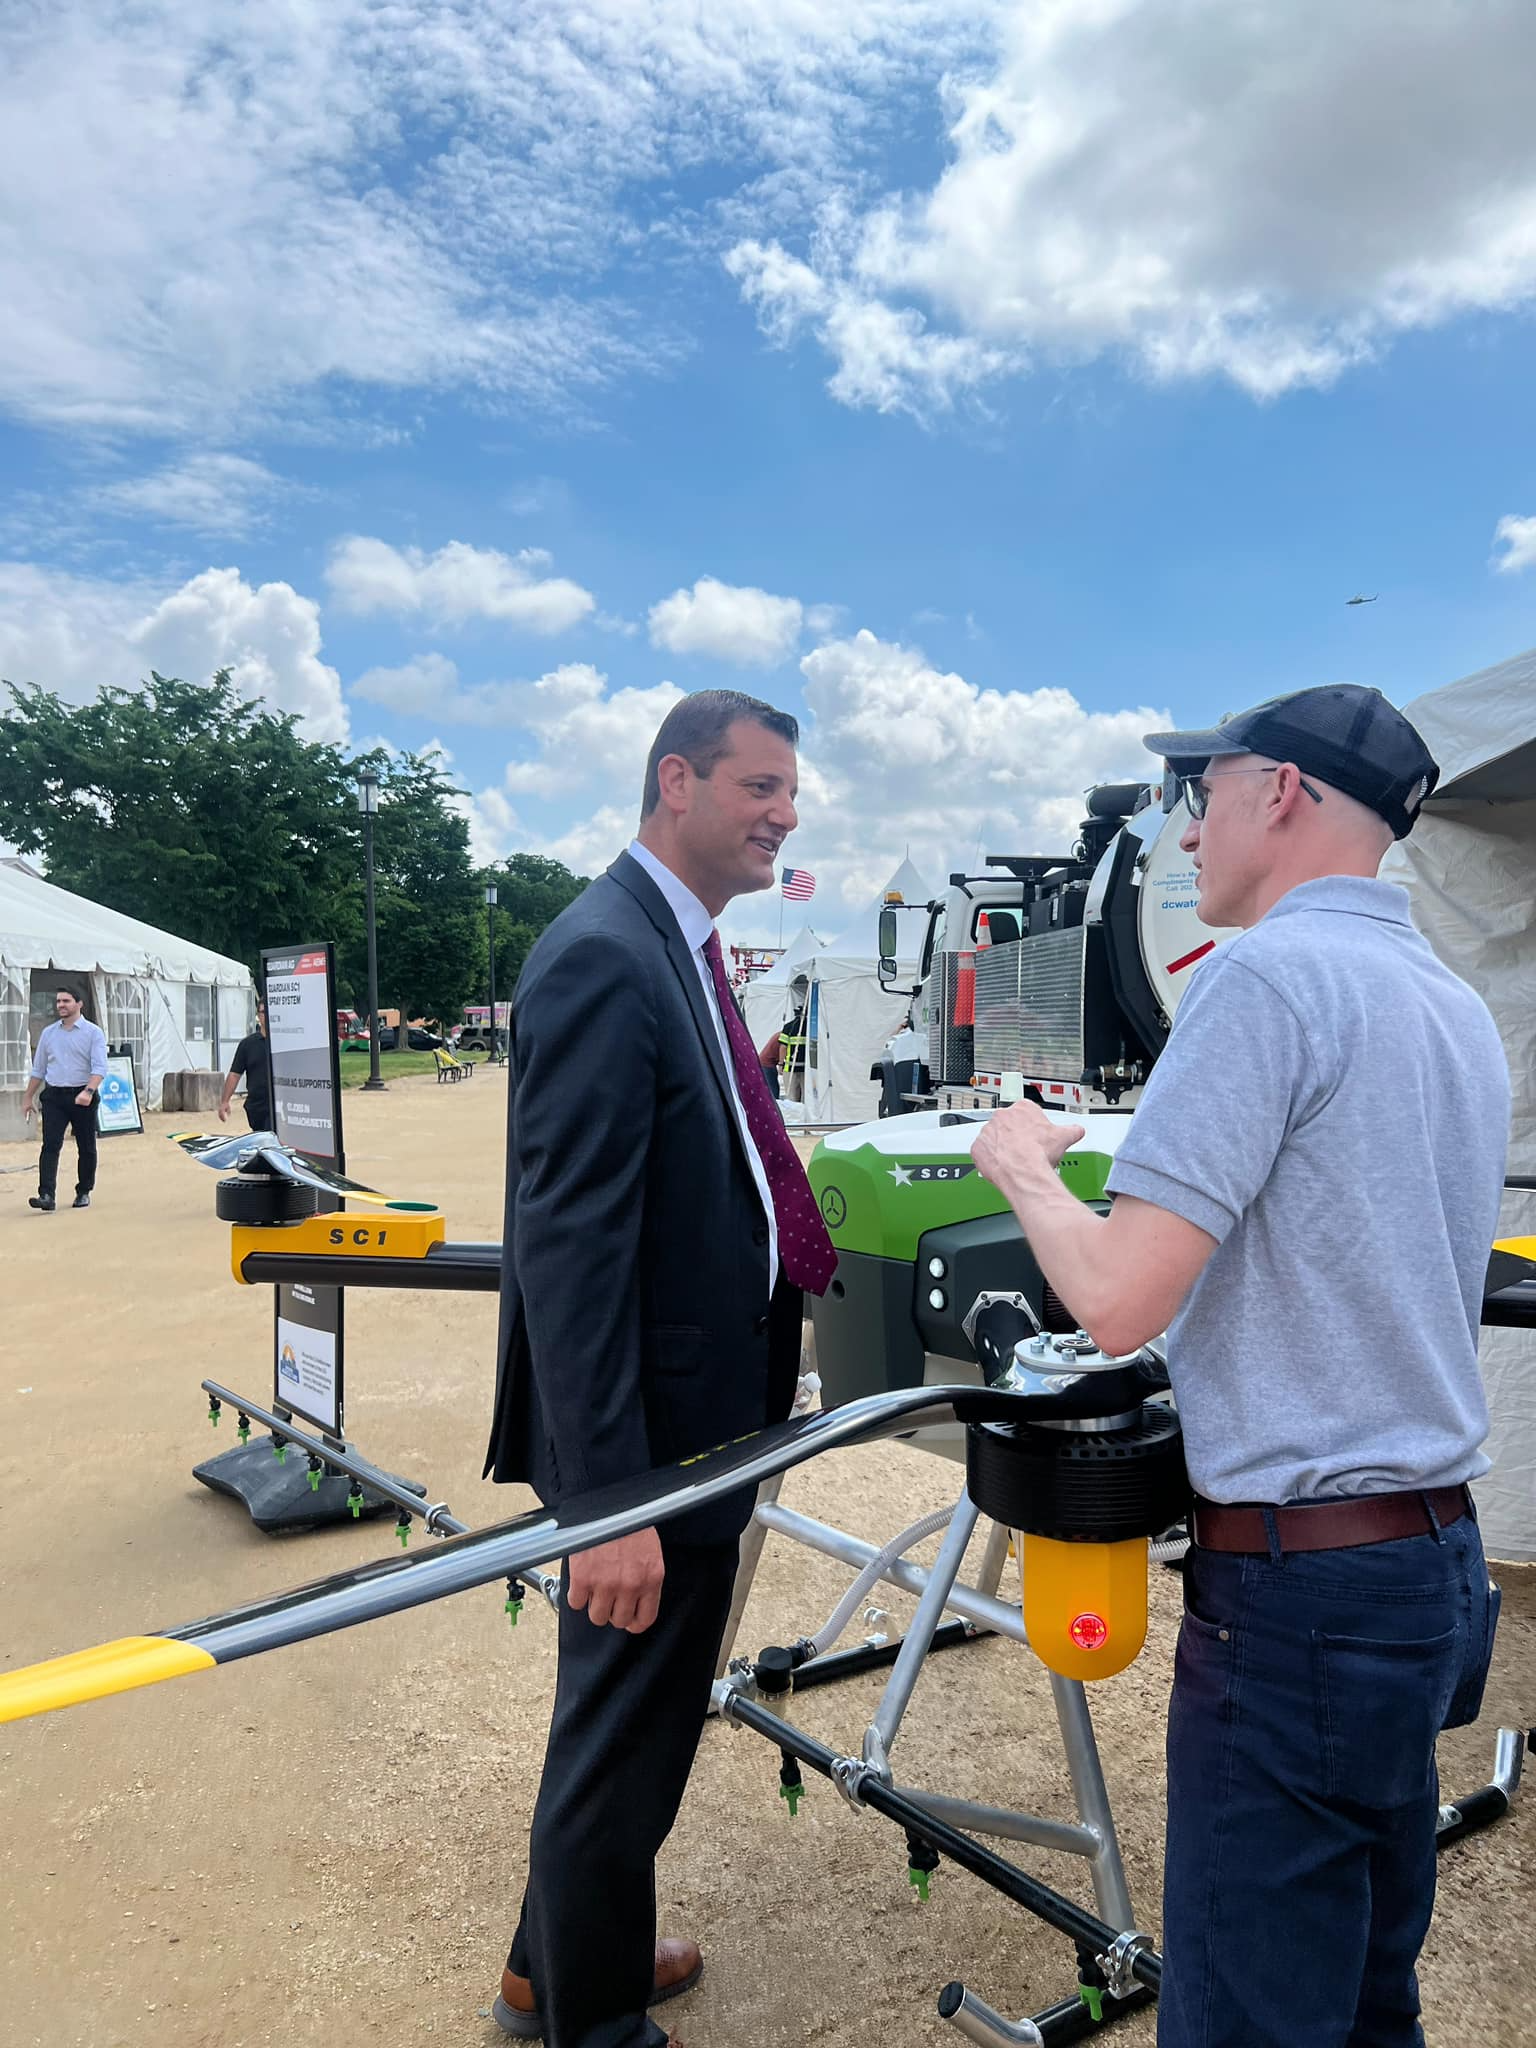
[493,1939,703,2038]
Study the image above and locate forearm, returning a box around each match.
[993,1154,1127,1350]
[86,1073,104,1092]
[219,1074,239,1110]
[22,1077,40,1109]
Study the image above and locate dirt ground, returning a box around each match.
[2,1078,1532,2048]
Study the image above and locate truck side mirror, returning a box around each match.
[878,906,898,959]
[877,954,897,985]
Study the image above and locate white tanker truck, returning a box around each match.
[871,780,1236,1118]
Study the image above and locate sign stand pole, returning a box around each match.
[193,939,423,1534]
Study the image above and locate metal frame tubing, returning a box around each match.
[864,1495,982,1775]
[791,1621,985,1691]
[199,1379,561,1606]
[722,1691,1163,1997]
[1437,1728,1528,1849]
[202,1379,467,1535]
[738,1493,1137,1929]
[754,1501,1030,1642]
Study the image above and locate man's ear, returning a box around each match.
[653,751,692,815]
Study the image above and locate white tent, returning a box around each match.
[1382,647,1536,1560]
[738,923,825,1051]
[791,858,932,1124]
[0,862,254,1136]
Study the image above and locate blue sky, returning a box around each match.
[1,0,1533,944]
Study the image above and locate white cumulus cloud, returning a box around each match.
[129,568,347,741]
[0,561,346,741]
[781,627,1167,919]
[501,666,684,798]
[648,576,808,666]
[89,453,289,539]
[350,654,680,795]
[729,0,1536,415]
[328,537,596,634]
[1492,514,1536,576]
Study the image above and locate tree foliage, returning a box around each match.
[0,672,361,968]
[479,851,592,991]
[343,747,484,1026]
[0,671,592,1025]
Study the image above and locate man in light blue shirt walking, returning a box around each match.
[22,989,109,1211]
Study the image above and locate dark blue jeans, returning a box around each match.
[1159,1510,1494,2048]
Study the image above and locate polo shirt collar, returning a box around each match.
[1265,875,1412,926]
[627,838,714,953]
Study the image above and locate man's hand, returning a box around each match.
[218,1101,230,1122]
[566,1527,665,1634]
[74,1089,93,1108]
[972,1102,1084,1198]
[22,1099,36,1122]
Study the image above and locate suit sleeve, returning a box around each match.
[511,931,659,1494]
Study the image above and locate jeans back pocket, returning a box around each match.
[1314,1624,1458,1807]
[1443,1579,1500,1732]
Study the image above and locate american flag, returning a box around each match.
[781,866,816,902]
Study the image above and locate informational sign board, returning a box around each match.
[96,1052,144,1136]
[261,942,346,1441]
[264,944,342,1159]
[276,1280,341,1437]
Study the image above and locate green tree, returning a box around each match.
[0,671,363,969]
[342,748,484,1025]
[479,851,591,992]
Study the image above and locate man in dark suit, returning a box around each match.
[485,689,837,2048]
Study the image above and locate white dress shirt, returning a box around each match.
[30,1016,110,1090]
[627,839,779,1293]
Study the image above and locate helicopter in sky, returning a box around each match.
[1345,593,1379,606]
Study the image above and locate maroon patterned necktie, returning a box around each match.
[702,929,839,1296]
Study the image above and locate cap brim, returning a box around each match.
[1142,725,1250,771]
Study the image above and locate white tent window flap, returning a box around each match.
[0,959,27,1090]
[186,984,213,1044]
[103,975,149,1085]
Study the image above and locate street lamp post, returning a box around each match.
[485,883,500,1064]
[357,770,386,1092]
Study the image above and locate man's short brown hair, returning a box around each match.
[641,690,799,818]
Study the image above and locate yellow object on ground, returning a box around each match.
[0,1636,216,1725]
[1018,1533,1149,1681]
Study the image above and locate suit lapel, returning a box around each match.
[607,852,740,1134]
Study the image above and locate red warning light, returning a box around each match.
[1069,1612,1109,1652]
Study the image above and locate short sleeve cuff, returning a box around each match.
[1105,1158,1238,1244]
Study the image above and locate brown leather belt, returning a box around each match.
[1191,1485,1470,1556]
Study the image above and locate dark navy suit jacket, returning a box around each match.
[484,850,802,1544]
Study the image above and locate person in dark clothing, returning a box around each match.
[219,999,273,1129]
[485,690,835,2048]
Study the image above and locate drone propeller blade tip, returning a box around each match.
[0,1636,216,1726]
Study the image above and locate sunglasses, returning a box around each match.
[1180,766,1323,820]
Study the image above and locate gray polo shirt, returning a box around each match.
[1106,876,1508,1504]
[30,1016,110,1091]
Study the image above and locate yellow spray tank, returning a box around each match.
[961,1296,1189,1681]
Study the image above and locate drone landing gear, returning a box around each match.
[712,1479,1159,2041]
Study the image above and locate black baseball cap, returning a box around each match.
[1144,684,1439,840]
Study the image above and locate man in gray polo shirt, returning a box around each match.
[22,988,109,1212]
[974,685,1508,2048]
